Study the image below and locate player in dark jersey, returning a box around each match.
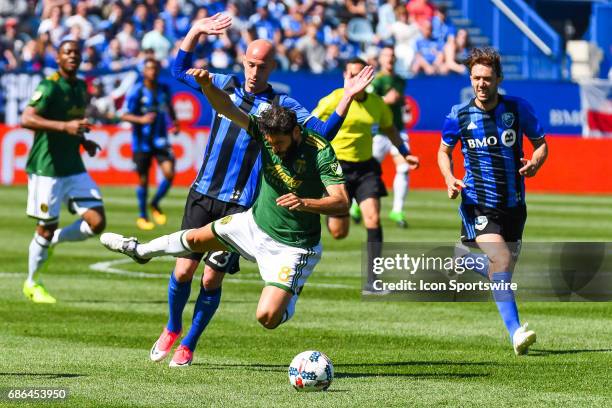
[144,14,373,367]
[21,40,105,303]
[121,58,179,230]
[438,47,548,355]
[100,74,351,367]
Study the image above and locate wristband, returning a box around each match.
[397,143,410,156]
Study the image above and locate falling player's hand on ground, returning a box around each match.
[276,193,305,211]
[187,68,213,88]
[194,12,232,35]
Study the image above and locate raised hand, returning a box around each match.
[344,65,375,99]
[193,13,232,36]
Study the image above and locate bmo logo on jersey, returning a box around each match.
[466,129,517,149]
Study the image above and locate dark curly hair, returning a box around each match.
[258,106,297,136]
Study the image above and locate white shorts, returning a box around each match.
[372,131,410,163]
[212,209,322,294]
[27,172,103,225]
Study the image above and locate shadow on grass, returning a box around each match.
[0,372,84,379]
[193,361,492,379]
[529,348,612,356]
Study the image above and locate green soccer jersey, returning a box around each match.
[371,72,406,131]
[25,72,88,177]
[247,115,345,249]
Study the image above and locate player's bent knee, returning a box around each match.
[330,228,349,240]
[256,310,282,330]
[173,259,199,282]
[36,225,56,240]
[202,267,225,291]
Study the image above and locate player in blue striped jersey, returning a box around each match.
[148,14,373,367]
[121,58,179,230]
[438,48,548,355]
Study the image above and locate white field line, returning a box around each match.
[88,257,354,289]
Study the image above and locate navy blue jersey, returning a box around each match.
[442,95,545,208]
[194,73,314,206]
[123,82,173,153]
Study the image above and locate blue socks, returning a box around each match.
[166,272,192,334]
[136,186,147,218]
[181,286,222,351]
[491,272,520,339]
[151,178,172,209]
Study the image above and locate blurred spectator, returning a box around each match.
[281,5,306,50]
[249,0,282,45]
[38,6,65,46]
[444,28,470,74]
[62,24,85,48]
[20,39,44,72]
[65,1,93,38]
[296,23,326,73]
[87,79,117,124]
[287,47,305,72]
[81,43,100,71]
[116,21,140,57]
[132,3,151,39]
[344,0,367,19]
[376,0,399,44]
[0,0,28,19]
[431,5,455,45]
[412,19,447,75]
[159,0,190,43]
[406,0,436,24]
[1,18,20,71]
[142,18,172,62]
[328,22,359,67]
[390,4,420,76]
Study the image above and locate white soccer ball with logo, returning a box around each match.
[288,350,334,392]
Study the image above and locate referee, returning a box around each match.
[313,57,420,293]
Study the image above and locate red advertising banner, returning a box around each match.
[1,125,611,194]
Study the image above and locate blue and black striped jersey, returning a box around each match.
[123,81,173,153]
[192,73,314,206]
[442,95,545,208]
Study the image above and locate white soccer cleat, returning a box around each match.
[100,233,150,264]
[513,323,536,355]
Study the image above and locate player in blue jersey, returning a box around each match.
[121,58,179,230]
[438,48,548,355]
[147,13,373,367]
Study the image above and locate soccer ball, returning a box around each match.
[288,350,334,392]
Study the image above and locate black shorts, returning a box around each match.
[180,188,248,273]
[340,158,387,205]
[460,203,527,243]
[133,147,175,177]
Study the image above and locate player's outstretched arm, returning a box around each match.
[276,184,349,216]
[305,65,375,141]
[438,142,465,199]
[172,13,232,90]
[21,106,91,136]
[381,125,419,170]
[188,68,249,130]
[519,137,548,177]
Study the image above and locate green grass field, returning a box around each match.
[1,185,611,407]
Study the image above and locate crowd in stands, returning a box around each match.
[0,0,471,78]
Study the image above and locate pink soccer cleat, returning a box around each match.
[149,327,181,362]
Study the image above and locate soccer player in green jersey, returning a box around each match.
[371,46,413,228]
[21,40,106,303]
[99,66,365,366]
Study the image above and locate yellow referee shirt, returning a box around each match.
[313,88,393,162]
